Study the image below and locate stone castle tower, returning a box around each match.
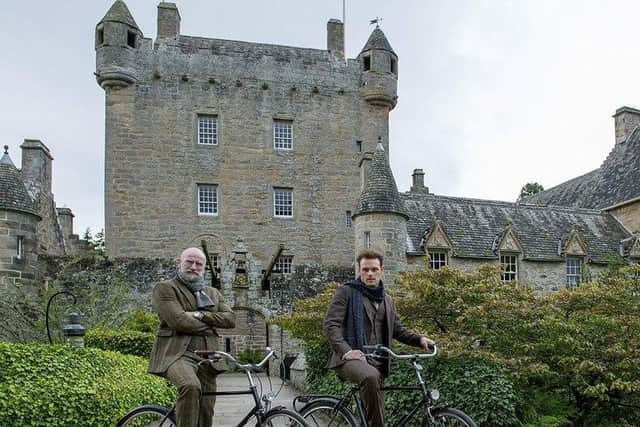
[353,143,408,284]
[95,1,399,269]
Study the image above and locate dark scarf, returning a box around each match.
[344,278,385,351]
[176,271,215,309]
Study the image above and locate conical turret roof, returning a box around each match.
[0,146,39,217]
[99,0,140,30]
[354,143,408,218]
[360,27,395,55]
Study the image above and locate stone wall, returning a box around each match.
[98,18,394,270]
[0,210,40,287]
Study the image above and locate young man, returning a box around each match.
[324,249,434,427]
[148,247,236,427]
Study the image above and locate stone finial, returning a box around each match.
[3,145,7,154]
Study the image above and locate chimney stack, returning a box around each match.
[410,169,429,193]
[613,106,640,145]
[157,2,180,39]
[20,139,53,197]
[327,19,344,60]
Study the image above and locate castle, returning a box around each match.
[0,141,89,287]
[95,1,638,291]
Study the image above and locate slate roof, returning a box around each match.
[99,0,140,30]
[0,147,39,217]
[402,193,629,263]
[525,126,640,209]
[354,144,408,218]
[360,27,396,55]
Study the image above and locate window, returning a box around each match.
[364,231,371,249]
[198,115,218,145]
[211,254,220,272]
[500,254,518,282]
[16,236,24,260]
[97,26,104,46]
[354,140,362,153]
[273,120,293,150]
[428,251,447,270]
[127,30,136,48]
[390,57,397,74]
[345,211,352,228]
[197,184,218,216]
[566,257,582,288]
[363,55,371,71]
[274,255,293,274]
[274,188,293,217]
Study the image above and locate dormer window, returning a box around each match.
[363,55,371,71]
[127,30,137,48]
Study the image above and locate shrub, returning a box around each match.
[86,328,154,358]
[124,309,160,333]
[236,348,264,364]
[0,342,175,427]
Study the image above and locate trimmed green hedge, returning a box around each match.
[0,342,175,426]
[86,328,154,357]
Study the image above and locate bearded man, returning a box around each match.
[149,247,235,427]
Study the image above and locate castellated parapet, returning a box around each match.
[95,1,399,267]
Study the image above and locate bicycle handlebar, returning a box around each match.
[197,347,277,372]
[363,344,437,360]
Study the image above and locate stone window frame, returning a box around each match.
[499,253,518,282]
[211,253,220,272]
[16,235,24,260]
[428,250,448,270]
[126,30,137,48]
[197,183,219,216]
[364,231,371,249]
[273,187,293,218]
[363,55,371,71]
[274,255,294,274]
[566,256,582,288]
[273,120,293,150]
[96,24,105,47]
[345,211,352,228]
[197,114,219,145]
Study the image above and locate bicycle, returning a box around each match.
[294,344,477,427]
[117,347,309,427]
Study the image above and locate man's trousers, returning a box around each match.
[335,360,385,427]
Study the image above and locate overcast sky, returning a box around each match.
[2,0,639,236]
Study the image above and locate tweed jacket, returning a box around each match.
[148,278,235,375]
[323,283,423,376]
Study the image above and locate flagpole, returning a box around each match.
[343,0,346,63]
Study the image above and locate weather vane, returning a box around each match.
[369,16,383,27]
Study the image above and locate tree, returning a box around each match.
[92,229,105,255]
[518,182,544,201]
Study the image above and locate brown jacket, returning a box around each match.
[148,278,235,375]
[323,284,423,376]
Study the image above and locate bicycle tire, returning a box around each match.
[299,398,358,427]
[424,407,477,427]
[116,404,175,427]
[261,408,311,427]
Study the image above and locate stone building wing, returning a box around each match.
[525,125,640,210]
[354,144,408,218]
[99,0,140,29]
[360,27,396,55]
[403,193,628,263]
[0,148,39,217]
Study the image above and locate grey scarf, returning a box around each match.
[177,271,215,309]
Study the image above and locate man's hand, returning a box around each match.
[420,336,436,351]
[343,349,366,361]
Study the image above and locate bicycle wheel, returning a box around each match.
[299,398,357,427]
[424,407,477,427]
[261,408,310,427]
[116,404,176,427]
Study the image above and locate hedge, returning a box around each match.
[86,328,154,357]
[0,342,175,427]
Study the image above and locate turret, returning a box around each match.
[95,0,142,89]
[358,26,398,109]
[353,143,408,284]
